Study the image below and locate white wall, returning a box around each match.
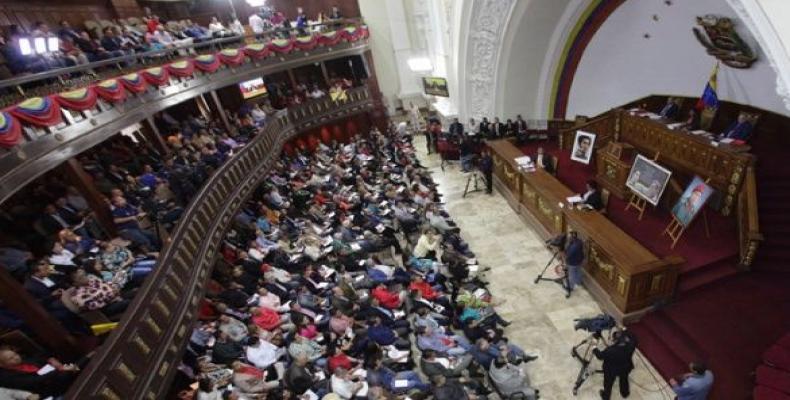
[358,0,401,112]
[567,0,788,118]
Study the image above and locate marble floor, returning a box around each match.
[412,135,674,400]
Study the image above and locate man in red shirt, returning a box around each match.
[371,283,403,309]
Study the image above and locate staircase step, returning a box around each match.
[632,312,706,372]
[678,264,739,294]
[627,321,687,380]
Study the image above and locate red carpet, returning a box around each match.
[516,137,790,398]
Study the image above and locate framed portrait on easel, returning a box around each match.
[625,154,672,206]
[671,176,714,228]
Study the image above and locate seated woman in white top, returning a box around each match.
[412,229,441,260]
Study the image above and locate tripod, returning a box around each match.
[571,331,608,395]
[463,169,484,198]
[533,250,572,298]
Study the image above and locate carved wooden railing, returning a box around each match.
[558,113,616,151]
[64,87,374,400]
[737,166,762,269]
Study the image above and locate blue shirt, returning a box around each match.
[565,238,584,266]
[673,371,714,400]
[367,325,397,345]
[112,204,141,230]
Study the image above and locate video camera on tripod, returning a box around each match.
[570,313,618,395]
[574,313,617,335]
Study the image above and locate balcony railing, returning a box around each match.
[0,19,366,103]
[0,24,370,204]
[64,85,373,400]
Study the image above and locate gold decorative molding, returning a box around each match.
[99,386,122,400]
[133,337,151,355]
[617,275,627,295]
[115,362,135,383]
[144,317,162,336]
[649,274,663,293]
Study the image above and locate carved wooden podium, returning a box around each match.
[595,142,634,199]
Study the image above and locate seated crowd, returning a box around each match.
[177,126,539,400]
[0,108,264,398]
[0,4,352,81]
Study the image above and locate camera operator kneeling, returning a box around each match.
[593,329,638,400]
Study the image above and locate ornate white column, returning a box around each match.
[458,0,517,121]
[727,0,790,113]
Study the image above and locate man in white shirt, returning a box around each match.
[331,367,367,399]
[249,13,266,35]
[245,336,283,370]
[49,242,76,267]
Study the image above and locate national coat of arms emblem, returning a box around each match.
[693,15,757,69]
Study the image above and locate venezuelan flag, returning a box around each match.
[696,63,719,111]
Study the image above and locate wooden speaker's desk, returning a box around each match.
[487,139,683,319]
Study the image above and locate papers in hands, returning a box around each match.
[37,364,56,375]
[566,195,583,204]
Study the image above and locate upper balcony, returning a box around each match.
[0,20,370,204]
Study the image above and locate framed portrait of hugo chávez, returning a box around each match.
[626,154,672,206]
[671,176,714,227]
[422,77,449,97]
[570,130,596,165]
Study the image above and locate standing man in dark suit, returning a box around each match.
[480,149,494,195]
[491,117,505,139]
[479,118,491,139]
[594,329,638,400]
[533,147,554,174]
[515,115,528,145]
[449,118,464,138]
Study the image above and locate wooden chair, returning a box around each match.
[601,188,611,215]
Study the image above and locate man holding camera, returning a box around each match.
[593,329,638,400]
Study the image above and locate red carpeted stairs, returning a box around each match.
[628,165,790,399]
[753,172,790,273]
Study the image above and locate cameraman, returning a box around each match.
[562,231,584,291]
[593,329,638,400]
[459,136,474,173]
[479,149,493,195]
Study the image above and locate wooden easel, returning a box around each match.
[661,178,712,249]
[624,152,661,220]
[625,191,648,220]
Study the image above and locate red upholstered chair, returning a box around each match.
[757,365,790,395]
[754,385,790,400]
[763,345,790,372]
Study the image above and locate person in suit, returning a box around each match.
[562,231,584,291]
[505,119,516,137]
[680,109,700,131]
[719,113,753,141]
[479,149,493,194]
[478,118,491,138]
[658,98,679,119]
[449,118,464,138]
[670,362,714,400]
[533,147,554,174]
[514,115,528,145]
[490,117,505,139]
[581,180,604,211]
[593,329,638,400]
